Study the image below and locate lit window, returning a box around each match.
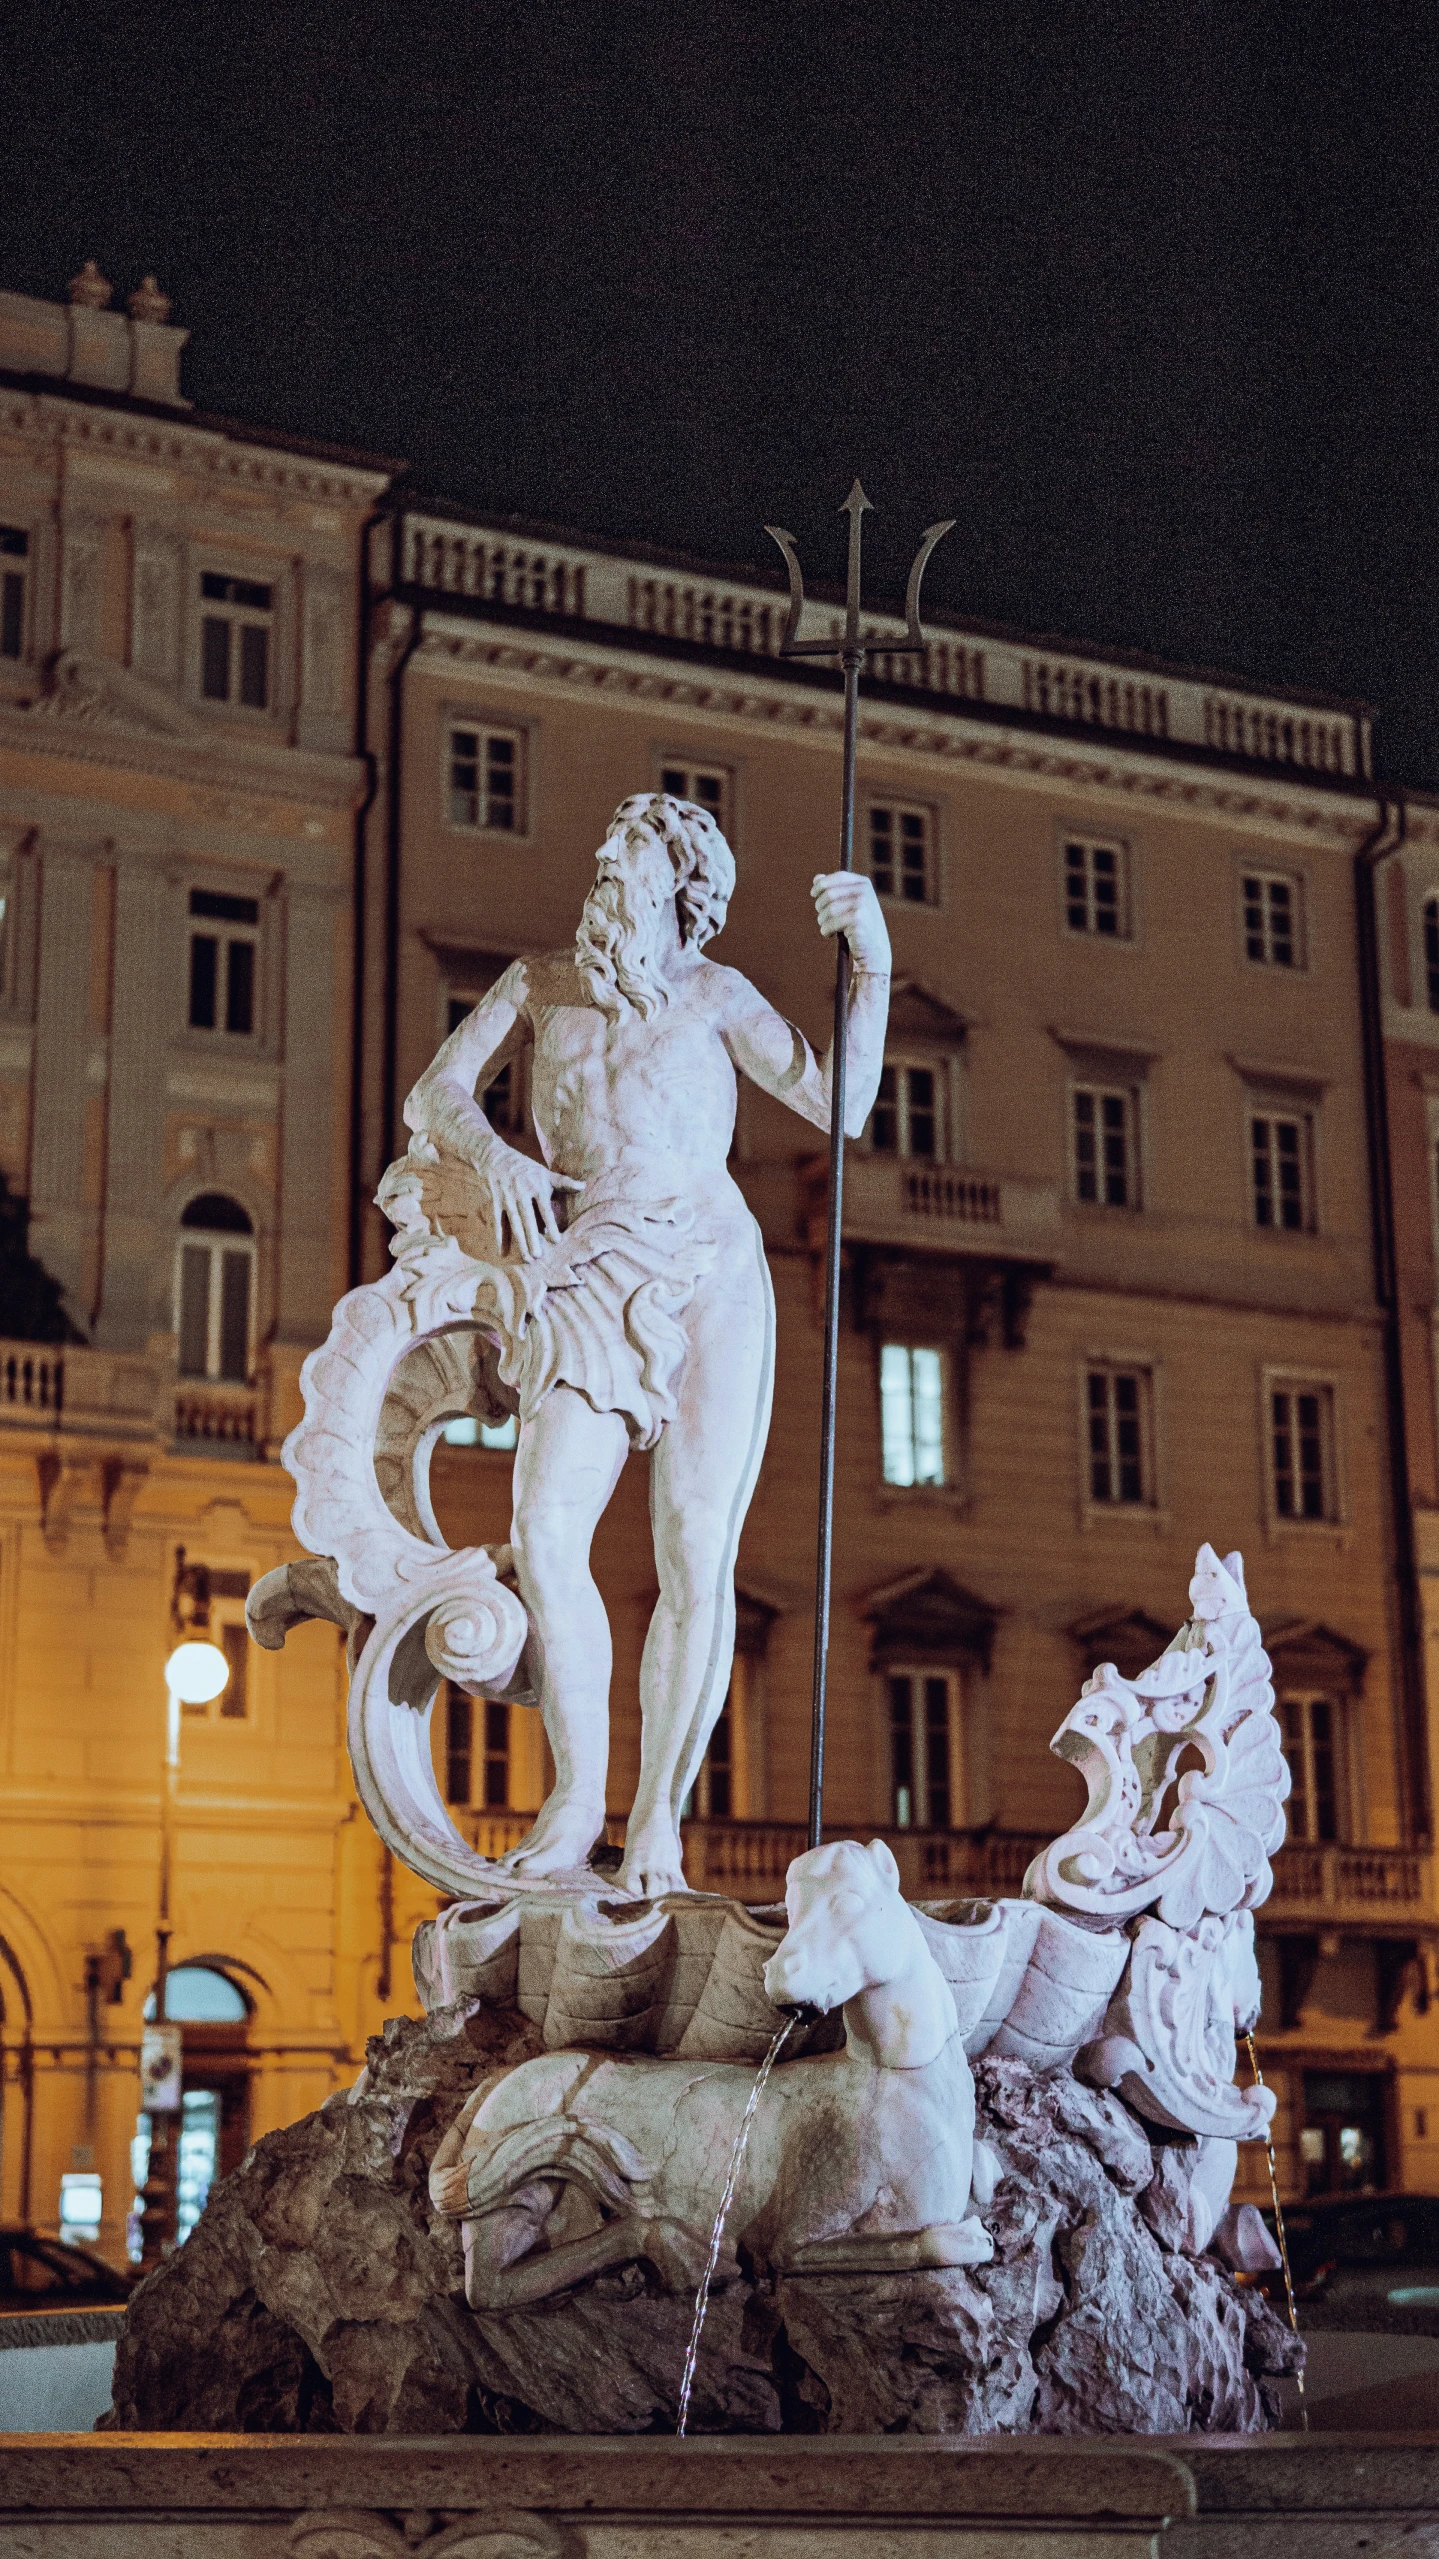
[1282,1693,1341,1842]
[888,1669,958,1829]
[444,1690,510,1807]
[441,1414,518,1449]
[1086,1365,1152,1505]
[1425,897,1439,1013]
[659,762,731,835]
[1,525,28,660]
[870,1060,943,1160]
[868,802,935,904]
[188,889,259,1036]
[1252,1112,1312,1231]
[199,571,273,710]
[1073,1085,1135,1207]
[1271,1382,1336,1522]
[1243,871,1302,968]
[1064,837,1129,937]
[176,1194,254,1383]
[449,727,523,831]
[880,1342,946,1486]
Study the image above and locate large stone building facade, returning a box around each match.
[1,265,1436,2270]
[0,272,395,2265]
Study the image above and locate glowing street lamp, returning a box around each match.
[139,1636,230,2267]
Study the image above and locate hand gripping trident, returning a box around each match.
[764,485,955,1850]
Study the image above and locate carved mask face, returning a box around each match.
[574,818,676,1021]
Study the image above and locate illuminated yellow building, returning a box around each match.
[0,268,394,2261]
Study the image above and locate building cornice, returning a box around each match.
[0,376,395,508]
[0,693,367,810]
[405,620,1386,846]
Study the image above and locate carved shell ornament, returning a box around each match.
[1023,1545,1290,1931]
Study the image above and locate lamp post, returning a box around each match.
[137,1638,229,2269]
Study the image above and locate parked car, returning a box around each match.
[1257,2195,1439,2315]
[0,2227,133,2309]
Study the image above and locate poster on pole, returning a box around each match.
[140,2022,182,2112]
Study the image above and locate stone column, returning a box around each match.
[277,882,340,1346]
[94,861,170,1349]
[27,840,95,1325]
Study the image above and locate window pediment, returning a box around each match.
[1264,1616,1368,1695]
[862,1566,999,1672]
[886,977,968,1048]
[1068,1604,1173,1682]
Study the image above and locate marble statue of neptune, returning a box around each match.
[400,792,891,1898]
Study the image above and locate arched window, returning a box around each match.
[143,1963,249,2023]
[176,1194,254,1382]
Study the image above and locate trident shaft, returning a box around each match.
[764,486,955,1852]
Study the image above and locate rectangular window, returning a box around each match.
[868,802,935,904]
[188,889,259,1038]
[1425,897,1439,1013]
[445,1691,472,1805]
[198,571,273,710]
[888,1669,957,1829]
[0,525,28,660]
[1073,1085,1135,1207]
[1252,1111,1312,1231]
[879,1342,946,1487]
[444,996,527,1134]
[870,1060,943,1160]
[681,1684,735,1820]
[1271,1382,1336,1522]
[1086,1365,1152,1505]
[176,1238,253,1383]
[1064,836,1128,938]
[483,1700,510,1808]
[659,762,731,834]
[1282,1693,1340,1843]
[449,726,523,831]
[1243,870,1301,968]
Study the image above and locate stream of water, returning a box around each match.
[675,2013,798,2438]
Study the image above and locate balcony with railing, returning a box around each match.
[804,1152,1061,1262]
[171,1379,262,1453]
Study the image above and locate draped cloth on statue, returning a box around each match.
[383,1159,719,1454]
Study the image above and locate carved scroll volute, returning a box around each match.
[289,2510,582,2558]
[271,1171,538,1901]
[1023,1545,1290,1932]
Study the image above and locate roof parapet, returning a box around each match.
[0,275,190,408]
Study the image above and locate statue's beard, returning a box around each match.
[574,873,671,1022]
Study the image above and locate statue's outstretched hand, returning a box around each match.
[474,1139,583,1260]
[812,871,892,975]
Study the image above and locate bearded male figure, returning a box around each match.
[400,792,891,1899]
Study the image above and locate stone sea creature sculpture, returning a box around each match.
[249,790,892,1902]
[429,1839,998,2306]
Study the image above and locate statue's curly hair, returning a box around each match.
[610,792,736,947]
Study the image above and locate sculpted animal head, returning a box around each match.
[575,792,736,1020]
[763,1836,918,2015]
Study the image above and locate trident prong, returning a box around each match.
[765,488,953,663]
[760,480,956,1854]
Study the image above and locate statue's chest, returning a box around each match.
[532,1004,730,1118]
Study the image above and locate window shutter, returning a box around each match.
[178,1246,211,1377]
[218,1251,251,1381]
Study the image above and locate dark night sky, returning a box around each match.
[8,2,1439,777]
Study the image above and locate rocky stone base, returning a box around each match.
[104,2000,1300,2436]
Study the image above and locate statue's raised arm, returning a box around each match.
[722,869,891,1139]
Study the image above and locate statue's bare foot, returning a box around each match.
[615,1816,687,1900]
[503,1793,606,1878]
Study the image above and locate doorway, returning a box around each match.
[1300,2068,1389,2196]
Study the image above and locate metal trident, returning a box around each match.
[764,485,955,1853]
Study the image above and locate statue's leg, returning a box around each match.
[504,1384,630,1876]
[618,1226,776,1898]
